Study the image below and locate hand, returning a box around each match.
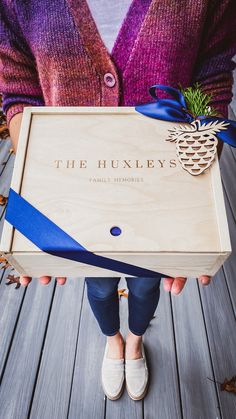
[163,275,211,295]
[19,275,67,286]
[9,112,24,153]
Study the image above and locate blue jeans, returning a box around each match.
[85,276,162,336]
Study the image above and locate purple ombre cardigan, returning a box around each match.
[0,0,236,127]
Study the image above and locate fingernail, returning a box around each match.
[171,287,179,295]
[202,279,209,285]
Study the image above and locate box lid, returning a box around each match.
[1,107,231,254]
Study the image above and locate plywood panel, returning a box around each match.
[0,107,231,278]
[13,110,225,253]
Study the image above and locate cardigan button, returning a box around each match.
[104,72,116,87]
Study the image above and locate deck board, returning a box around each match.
[0,267,25,379]
[0,139,14,237]
[67,286,107,419]
[199,267,236,418]
[171,279,221,419]
[29,278,84,419]
[219,143,236,314]
[0,280,55,419]
[143,288,182,419]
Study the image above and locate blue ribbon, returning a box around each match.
[5,188,164,278]
[135,84,236,148]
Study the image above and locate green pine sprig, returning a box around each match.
[178,82,219,118]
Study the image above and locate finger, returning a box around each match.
[199,275,211,285]
[39,276,51,285]
[171,277,187,295]
[56,277,67,285]
[163,277,175,292]
[19,276,32,286]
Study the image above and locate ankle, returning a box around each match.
[107,331,124,344]
[106,332,124,359]
[125,331,143,360]
[126,331,142,344]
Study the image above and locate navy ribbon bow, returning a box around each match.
[135,84,236,148]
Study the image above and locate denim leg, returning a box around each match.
[126,275,162,336]
[85,277,121,336]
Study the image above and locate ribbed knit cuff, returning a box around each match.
[6,103,32,128]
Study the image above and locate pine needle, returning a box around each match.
[179,82,219,118]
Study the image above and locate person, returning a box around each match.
[1,0,235,402]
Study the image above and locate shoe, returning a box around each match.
[101,342,125,400]
[125,342,149,400]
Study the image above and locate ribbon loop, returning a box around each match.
[135,84,236,148]
[149,84,187,109]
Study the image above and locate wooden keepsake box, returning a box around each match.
[0,107,232,278]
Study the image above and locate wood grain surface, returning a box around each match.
[0,108,232,277]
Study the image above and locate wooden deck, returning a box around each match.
[0,106,236,419]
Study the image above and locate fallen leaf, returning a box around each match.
[6,274,21,289]
[118,288,128,298]
[0,194,7,205]
[0,255,11,269]
[0,126,9,139]
[207,375,236,396]
[220,376,236,395]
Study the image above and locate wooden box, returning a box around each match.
[0,107,232,278]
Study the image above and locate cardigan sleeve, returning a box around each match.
[192,0,236,119]
[0,3,44,128]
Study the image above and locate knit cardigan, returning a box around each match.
[0,0,236,128]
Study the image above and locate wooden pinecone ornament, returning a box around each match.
[166,119,229,175]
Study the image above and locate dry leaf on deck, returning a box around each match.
[220,375,236,395]
[0,255,11,269]
[6,274,21,289]
[118,288,128,298]
[0,194,7,205]
[208,375,236,396]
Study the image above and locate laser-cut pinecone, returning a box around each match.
[166,119,229,175]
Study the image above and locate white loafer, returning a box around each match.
[125,342,149,400]
[101,342,125,400]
